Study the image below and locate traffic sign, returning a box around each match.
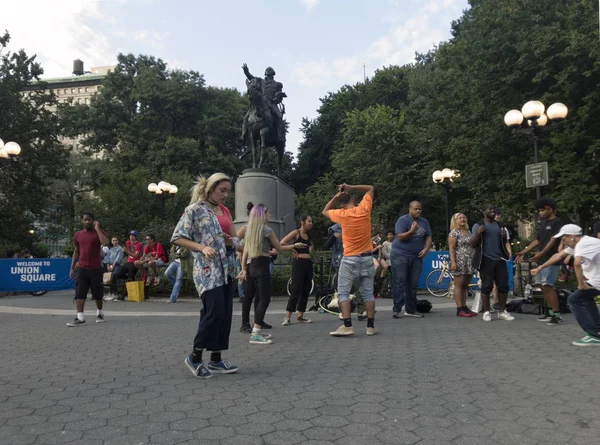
[525,162,549,188]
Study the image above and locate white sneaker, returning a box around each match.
[498,310,515,321]
[338,312,344,320]
[281,318,291,326]
[483,311,492,322]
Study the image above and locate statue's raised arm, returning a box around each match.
[242,63,254,81]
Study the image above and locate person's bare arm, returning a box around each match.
[280,230,298,246]
[530,238,558,263]
[94,221,109,245]
[173,238,216,259]
[342,183,374,199]
[70,245,80,280]
[322,191,343,218]
[531,250,570,275]
[419,236,432,259]
[448,235,457,270]
[397,222,418,241]
[269,232,303,253]
[515,239,540,263]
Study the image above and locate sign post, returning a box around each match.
[525,162,549,189]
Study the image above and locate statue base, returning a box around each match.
[234,170,295,240]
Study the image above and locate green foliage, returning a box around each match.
[0,31,68,248]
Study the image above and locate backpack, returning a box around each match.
[325,231,337,249]
[416,299,433,313]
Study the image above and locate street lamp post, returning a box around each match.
[0,139,21,160]
[147,181,178,220]
[504,101,568,200]
[432,168,460,236]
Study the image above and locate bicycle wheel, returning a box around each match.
[379,275,393,299]
[29,290,47,296]
[287,278,315,296]
[426,269,451,297]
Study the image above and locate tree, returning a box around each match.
[0,31,67,252]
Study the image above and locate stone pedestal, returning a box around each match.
[234,169,295,240]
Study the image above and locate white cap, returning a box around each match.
[553,224,583,238]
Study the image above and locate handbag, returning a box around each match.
[102,271,113,285]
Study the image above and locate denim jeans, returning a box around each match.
[568,288,600,338]
[391,252,423,313]
[165,261,183,302]
[337,256,375,303]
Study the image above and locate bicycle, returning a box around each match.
[286,258,337,297]
[425,255,480,298]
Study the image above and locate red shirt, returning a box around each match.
[74,229,105,268]
[216,204,233,235]
[143,243,167,262]
[125,240,143,263]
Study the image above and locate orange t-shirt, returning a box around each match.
[327,194,373,257]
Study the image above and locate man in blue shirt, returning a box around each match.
[391,201,432,318]
[471,203,514,322]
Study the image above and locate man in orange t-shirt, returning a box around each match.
[322,183,376,337]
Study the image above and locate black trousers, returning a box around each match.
[480,256,509,295]
[125,262,138,281]
[287,258,313,313]
[244,256,271,326]
[110,264,127,294]
[76,267,104,300]
[193,278,233,352]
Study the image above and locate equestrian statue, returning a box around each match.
[241,63,287,174]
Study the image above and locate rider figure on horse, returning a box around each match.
[241,63,287,144]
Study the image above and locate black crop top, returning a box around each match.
[295,230,311,255]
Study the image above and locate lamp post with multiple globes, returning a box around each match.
[504,101,568,200]
[0,139,21,160]
[147,181,178,220]
[432,168,460,236]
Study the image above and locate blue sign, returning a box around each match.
[418,251,513,290]
[0,259,74,292]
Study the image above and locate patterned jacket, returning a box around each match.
[171,201,238,296]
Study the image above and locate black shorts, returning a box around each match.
[479,256,509,295]
[75,267,104,300]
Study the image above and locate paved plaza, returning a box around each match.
[0,291,599,445]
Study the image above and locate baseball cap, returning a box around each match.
[553,224,583,238]
[129,230,139,237]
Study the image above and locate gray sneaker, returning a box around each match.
[403,311,424,318]
[392,312,401,319]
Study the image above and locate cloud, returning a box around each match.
[291,59,331,88]
[300,0,320,12]
[2,1,120,78]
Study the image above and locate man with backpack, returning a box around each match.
[471,204,515,322]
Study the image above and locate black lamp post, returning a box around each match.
[148,181,178,220]
[432,168,460,236]
[504,101,569,200]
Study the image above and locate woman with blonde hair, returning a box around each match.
[238,204,304,344]
[448,213,477,317]
[171,173,240,379]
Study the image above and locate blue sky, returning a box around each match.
[4,0,469,157]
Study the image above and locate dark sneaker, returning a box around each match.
[392,312,401,319]
[403,312,424,318]
[66,318,85,327]
[96,314,105,323]
[240,323,252,333]
[538,314,552,322]
[546,316,563,326]
[208,360,239,374]
[297,316,312,323]
[184,355,213,379]
[260,322,272,329]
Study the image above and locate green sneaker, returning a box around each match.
[572,335,600,347]
[249,333,273,345]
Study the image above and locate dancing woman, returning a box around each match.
[238,204,304,344]
[281,215,314,325]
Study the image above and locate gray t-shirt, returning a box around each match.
[472,221,504,261]
[261,227,274,254]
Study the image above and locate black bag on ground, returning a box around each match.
[416,299,432,313]
[557,288,572,314]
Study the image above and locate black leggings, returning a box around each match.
[287,258,313,313]
[244,256,271,326]
[125,262,138,281]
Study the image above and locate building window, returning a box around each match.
[56,90,60,96]
[77,98,81,104]
[71,88,75,93]
[84,98,88,104]
[78,88,82,93]
[85,87,89,93]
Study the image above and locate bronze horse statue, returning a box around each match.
[244,77,285,175]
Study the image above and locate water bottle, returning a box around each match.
[524,283,532,300]
[448,281,455,298]
[319,308,325,314]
